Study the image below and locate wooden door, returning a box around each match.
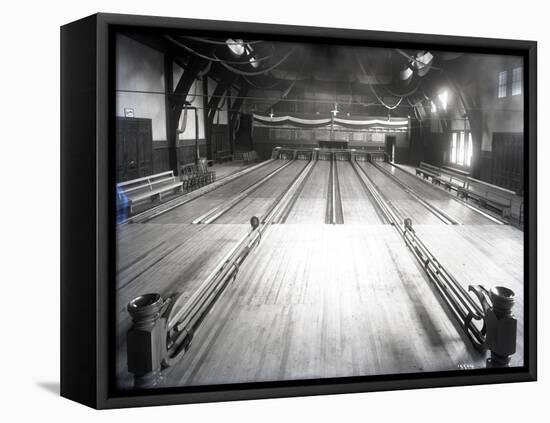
[491,132,523,193]
[211,124,231,156]
[116,117,153,182]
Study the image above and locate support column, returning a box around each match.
[164,55,178,175]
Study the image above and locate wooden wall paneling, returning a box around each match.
[491,132,524,192]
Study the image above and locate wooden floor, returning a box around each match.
[285,160,331,223]
[216,160,307,223]
[398,163,524,222]
[379,163,502,225]
[416,224,524,365]
[164,225,493,386]
[116,223,249,389]
[359,162,444,225]
[338,162,384,224]
[116,158,525,389]
[152,160,285,224]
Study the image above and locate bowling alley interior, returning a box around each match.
[115,30,525,390]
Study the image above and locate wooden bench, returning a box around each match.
[117,171,183,213]
[442,165,469,178]
[458,177,515,217]
[415,162,441,181]
[438,166,469,193]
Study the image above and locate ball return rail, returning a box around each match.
[124,149,517,388]
[352,156,517,365]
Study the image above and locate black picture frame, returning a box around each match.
[60,12,537,409]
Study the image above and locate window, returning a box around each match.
[498,70,507,98]
[457,132,465,165]
[451,132,457,163]
[466,133,473,167]
[438,90,448,111]
[512,67,522,96]
[450,131,474,167]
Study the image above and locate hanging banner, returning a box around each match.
[252,113,408,131]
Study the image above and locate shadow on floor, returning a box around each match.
[36,381,60,396]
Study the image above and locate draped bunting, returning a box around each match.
[253,113,409,130]
[254,114,331,125]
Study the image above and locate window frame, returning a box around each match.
[497,70,508,98]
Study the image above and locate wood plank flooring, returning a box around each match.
[163,225,487,387]
[358,162,443,225]
[338,161,384,224]
[151,160,285,224]
[115,158,525,390]
[216,161,307,223]
[116,223,249,389]
[284,161,330,223]
[378,162,498,225]
[415,224,524,366]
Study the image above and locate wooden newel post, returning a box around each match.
[126,294,166,389]
[485,287,517,367]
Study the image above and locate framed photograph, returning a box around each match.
[60,13,537,409]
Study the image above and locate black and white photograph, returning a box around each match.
[4,0,548,419]
[114,28,527,391]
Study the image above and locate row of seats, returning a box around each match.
[242,150,257,163]
[117,160,220,215]
[216,150,233,163]
[415,161,514,217]
[116,171,183,214]
[180,161,216,191]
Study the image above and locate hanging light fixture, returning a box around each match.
[416,51,434,77]
[226,38,245,56]
[400,63,414,81]
[249,56,260,68]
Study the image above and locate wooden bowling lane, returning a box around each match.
[377,162,499,225]
[337,161,385,224]
[115,223,249,389]
[163,224,486,387]
[215,160,308,224]
[358,162,444,225]
[284,160,330,223]
[151,160,286,224]
[414,224,524,366]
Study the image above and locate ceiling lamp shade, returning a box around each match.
[249,56,260,68]
[400,65,414,81]
[226,38,245,56]
[416,51,434,76]
[398,62,414,87]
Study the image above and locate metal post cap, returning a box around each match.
[250,216,260,229]
[127,293,163,320]
[490,286,515,315]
